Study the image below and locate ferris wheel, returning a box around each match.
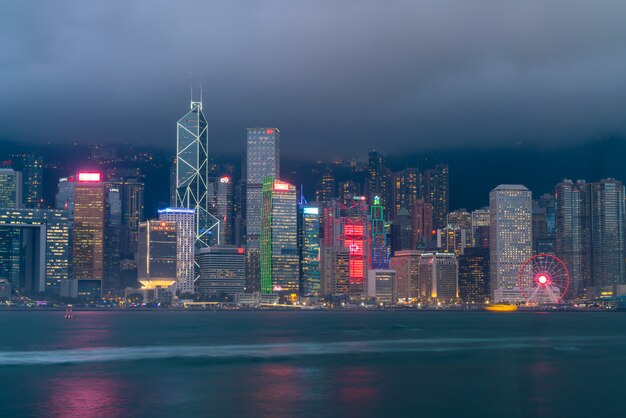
[518,254,570,304]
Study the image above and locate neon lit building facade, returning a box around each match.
[260,178,298,295]
[176,99,219,248]
[342,197,370,296]
[72,173,106,282]
[370,196,389,269]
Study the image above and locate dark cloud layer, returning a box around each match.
[2,1,626,157]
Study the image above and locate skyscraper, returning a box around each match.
[300,206,321,296]
[555,178,626,297]
[410,198,433,248]
[370,195,389,269]
[367,151,393,216]
[215,175,234,245]
[389,250,422,300]
[315,168,336,203]
[176,98,219,247]
[588,179,626,289]
[458,247,490,303]
[137,220,177,291]
[0,168,22,208]
[393,168,421,218]
[260,178,298,296]
[72,172,106,282]
[196,246,246,298]
[158,208,195,295]
[423,164,449,230]
[55,176,75,217]
[342,197,370,296]
[338,180,360,206]
[555,179,588,298]
[391,208,413,253]
[447,208,472,248]
[23,155,43,208]
[246,128,280,291]
[471,207,490,249]
[489,184,532,302]
[0,209,70,295]
[320,246,350,296]
[418,252,458,303]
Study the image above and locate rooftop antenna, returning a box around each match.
[299,184,308,207]
[200,73,204,105]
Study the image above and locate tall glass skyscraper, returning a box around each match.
[0,168,22,208]
[489,184,532,302]
[176,99,219,248]
[0,209,70,295]
[72,173,106,282]
[589,179,625,289]
[246,128,280,291]
[23,155,43,208]
[423,164,449,230]
[555,179,588,298]
[300,206,321,296]
[158,208,196,295]
[260,177,298,296]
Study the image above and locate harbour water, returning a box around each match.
[1,310,625,417]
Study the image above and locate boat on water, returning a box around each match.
[64,305,74,319]
[484,304,518,312]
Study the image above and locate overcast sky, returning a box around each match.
[2,0,626,157]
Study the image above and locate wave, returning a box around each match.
[0,336,617,366]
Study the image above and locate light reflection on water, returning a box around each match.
[2,311,626,418]
[41,371,129,418]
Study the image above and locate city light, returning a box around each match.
[77,172,101,182]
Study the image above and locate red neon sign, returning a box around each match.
[273,181,290,191]
[344,224,364,237]
[237,248,244,254]
[266,129,274,134]
[78,172,101,182]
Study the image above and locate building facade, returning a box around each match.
[0,209,70,295]
[196,246,246,298]
[246,128,280,292]
[489,185,532,302]
[176,99,219,247]
[72,173,106,283]
[158,208,195,295]
[260,178,298,296]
